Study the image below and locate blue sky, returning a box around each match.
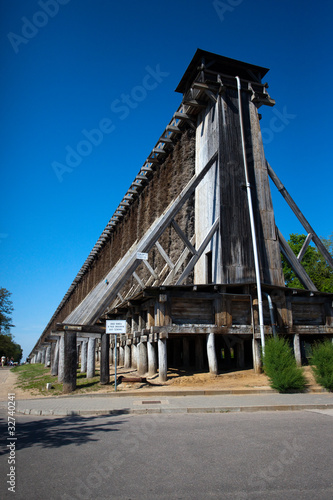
[1,0,332,360]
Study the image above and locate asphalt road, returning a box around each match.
[0,410,332,500]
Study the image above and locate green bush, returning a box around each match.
[263,336,307,393]
[310,340,333,391]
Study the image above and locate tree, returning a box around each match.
[0,287,14,334]
[282,233,333,293]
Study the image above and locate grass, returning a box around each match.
[11,364,110,396]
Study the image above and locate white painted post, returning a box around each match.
[207,333,218,375]
[147,341,157,376]
[252,338,262,373]
[58,336,65,382]
[45,345,51,367]
[87,337,96,378]
[158,338,167,382]
[293,334,302,367]
[131,344,137,369]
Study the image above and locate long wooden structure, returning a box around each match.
[29,50,333,391]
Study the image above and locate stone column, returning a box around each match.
[158,338,167,382]
[58,335,65,382]
[63,331,77,394]
[252,338,261,373]
[137,341,148,376]
[131,343,137,369]
[100,333,110,385]
[87,337,96,378]
[293,334,302,367]
[207,333,218,375]
[147,341,157,377]
[119,345,125,367]
[195,336,204,371]
[45,345,51,367]
[182,338,190,368]
[124,344,131,369]
[81,341,88,373]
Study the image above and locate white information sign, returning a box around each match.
[136,252,148,260]
[106,320,126,334]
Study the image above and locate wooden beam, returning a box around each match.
[267,161,333,271]
[176,218,219,285]
[143,259,159,280]
[297,232,313,262]
[133,272,144,288]
[171,219,196,255]
[155,241,174,269]
[278,228,318,291]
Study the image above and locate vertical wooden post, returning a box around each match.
[293,334,302,367]
[44,345,51,367]
[63,331,77,394]
[147,340,157,376]
[51,340,59,376]
[207,333,218,375]
[81,340,88,373]
[87,337,96,378]
[158,338,167,382]
[236,340,245,369]
[131,343,137,369]
[182,337,190,368]
[119,345,125,366]
[195,336,204,371]
[252,338,262,373]
[100,333,110,385]
[41,348,46,365]
[58,335,65,382]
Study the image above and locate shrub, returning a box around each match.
[310,340,333,391]
[263,336,307,393]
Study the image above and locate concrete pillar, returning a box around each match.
[182,338,190,368]
[236,340,245,369]
[58,336,65,382]
[113,346,118,366]
[45,345,51,367]
[158,338,167,382]
[100,334,110,385]
[137,341,148,376]
[81,341,88,373]
[195,336,204,371]
[293,334,302,367]
[36,350,42,364]
[207,333,218,375]
[87,337,96,378]
[119,345,125,367]
[124,344,131,369]
[63,331,77,394]
[109,347,113,366]
[131,344,137,369]
[252,338,261,373]
[41,348,46,365]
[147,341,157,376]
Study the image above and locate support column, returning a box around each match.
[109,346,113,366]
[63,331,77,394]
[45,345,51,367]
[100,333,110,385]
[58,335,65,382]
[36,350,42,364]
[119,345,125,367]
[195,336,204,371]
[182,338,190,368]
[147,341,157,377]
[207,333,218,375]
[124,344,131,369]
[252,338,262,373]
[51,342,58,376]
[131,344,137,369]
[87,337,96,378]
[41,348,46,365]
[158,338,167,382]
[293,334,302,367]
[81,341,88,373]
[137,341,148,376]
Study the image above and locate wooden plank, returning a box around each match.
[171,219,196,255]
[65,152,218,325]
[133,272,144,288]
[142,259,159,280]
[267,162,333,271]
[162,235,196,285]
[297,233,313,262]
[155,241,174,269]
[278,228,318,291]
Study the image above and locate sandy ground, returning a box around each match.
[0,365,322,401]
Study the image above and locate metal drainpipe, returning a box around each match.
[263,292,277,338]
[235,76,265,354]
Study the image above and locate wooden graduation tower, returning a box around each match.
[29,50,333,392]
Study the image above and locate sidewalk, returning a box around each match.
[1,390,332,416]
